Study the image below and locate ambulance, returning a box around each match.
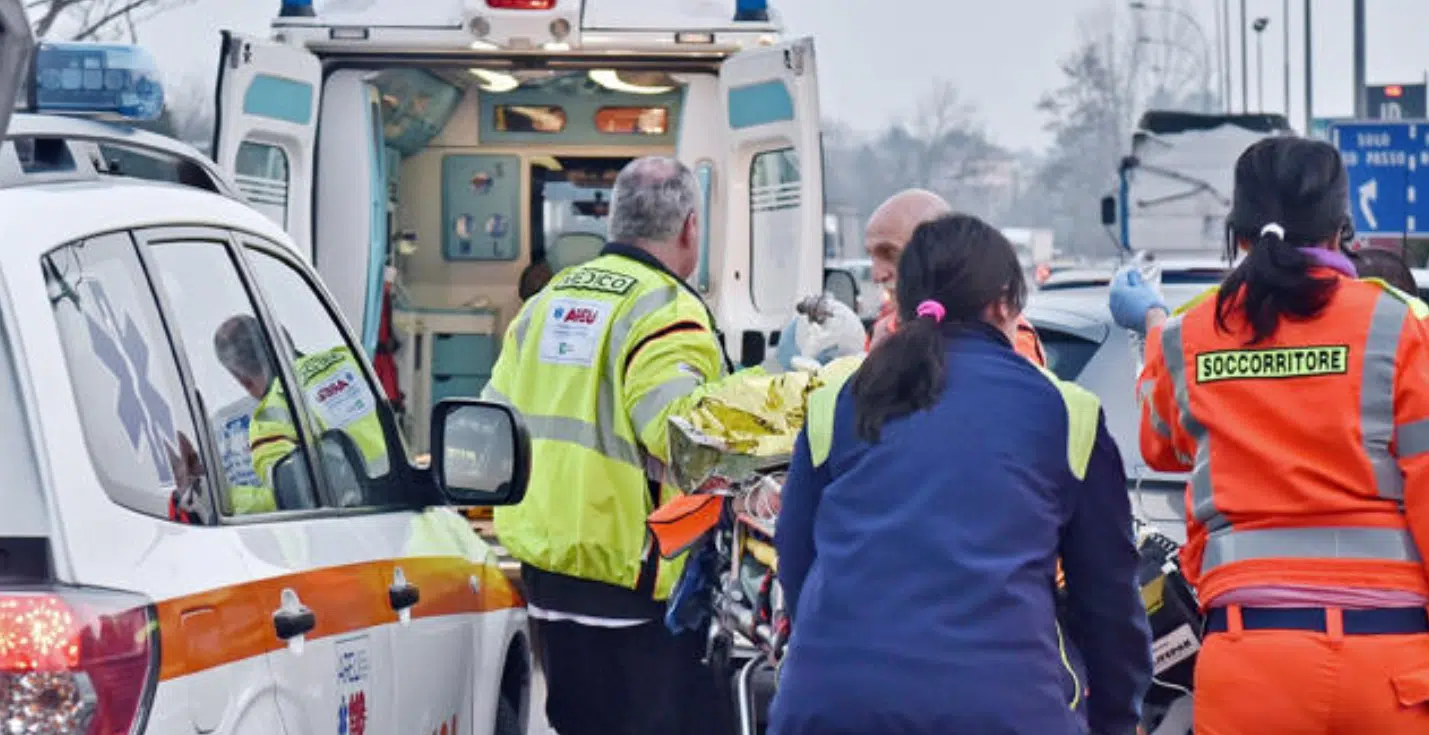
[213,0,830,451]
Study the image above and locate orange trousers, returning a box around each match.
[1193,607,1429,734]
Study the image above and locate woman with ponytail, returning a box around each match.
[1113,135,1429,732]
[769,214,1152,735]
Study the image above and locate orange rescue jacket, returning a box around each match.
[1138,273,1429,605]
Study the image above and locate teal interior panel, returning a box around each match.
[441,153,522,261]
[431,333,497,375]
[431,374,488,405]
[372,68,464,156]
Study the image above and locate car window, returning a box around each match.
[43,233,213,524]
[244,245,404,509]
[144,236,318,515]
[750,147,802,315]
[1040,329,1101,381]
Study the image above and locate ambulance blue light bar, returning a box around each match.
[734,0,769,21]
[279,0,316,17]
[29,43,164,122]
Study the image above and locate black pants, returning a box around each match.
[537,618,735,735]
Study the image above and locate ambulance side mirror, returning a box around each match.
[430,399,531,507]
[823,268,859,314]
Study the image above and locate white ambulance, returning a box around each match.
[212,0,829,451]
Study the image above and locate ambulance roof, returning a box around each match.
[309,0,779,31]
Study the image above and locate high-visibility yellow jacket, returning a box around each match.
[486,246,728,600]
[249,346,387,491]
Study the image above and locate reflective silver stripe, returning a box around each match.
[523,413,644,470]
[1398,417,1429,459]
[1160,316,1226,530]
[254,406,291,424]
[1202,526,1422,572]
[1140,381,1173,439]
[1364,292,1409,501]
[605,285,682,378]
[630,375,701,434]
[513,307,534,350]
[480,385,510,405]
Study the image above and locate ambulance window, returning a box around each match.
[234,141,290,229]
[43,233,213,525]
[494,105,566,133]
[594,107,669,135]
[244,246,404,510]
[749,147,802,313]
[143,237,318,516]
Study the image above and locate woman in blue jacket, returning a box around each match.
[769,214,1153,735]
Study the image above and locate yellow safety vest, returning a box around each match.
[485,253,727,600]
[249,346,388,489]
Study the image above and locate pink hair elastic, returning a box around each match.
[915,300,946,323]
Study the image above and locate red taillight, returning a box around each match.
[0,588,157,735]
[486,0,556,8]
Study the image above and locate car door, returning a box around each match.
[709,37,824,367]
[133,225,400,735]
[213,31,321,261]
[238,236,504,735]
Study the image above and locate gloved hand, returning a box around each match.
[1109,267,1168,334]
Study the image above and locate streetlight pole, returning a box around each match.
[1353,0,1367,117]
[1240,0,1249,112]
[1304,0,1313,132]
[1282,0,1290,115]
[1254,17,1269,111]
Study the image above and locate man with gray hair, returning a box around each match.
[486,156,733,735]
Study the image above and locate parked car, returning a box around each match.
[0,32,534,735]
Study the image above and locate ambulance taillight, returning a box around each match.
[485,0,557,9]
[0,587,158,735]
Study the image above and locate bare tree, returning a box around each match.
[29,0,194,42]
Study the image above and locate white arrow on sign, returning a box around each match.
[1360,178,1379,231]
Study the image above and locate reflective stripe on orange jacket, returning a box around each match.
[1138,273,1429,605]
[869,308,1048,368]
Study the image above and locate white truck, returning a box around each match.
[1101,110,1293,259]
[212,0,831,452]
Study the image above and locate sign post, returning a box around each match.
[1329,121,1429,239]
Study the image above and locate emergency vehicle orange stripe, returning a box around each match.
[154,559,521,681]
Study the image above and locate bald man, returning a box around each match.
[864,189,1047,366]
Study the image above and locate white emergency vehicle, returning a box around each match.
[212,0,826,451]
[0,17,536,735]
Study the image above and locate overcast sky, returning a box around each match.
[130,0,1429,152]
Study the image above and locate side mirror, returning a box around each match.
[271,451,318,511]
[823,267,859,313]
[430,399,531,507]
[1100,195,1117,227]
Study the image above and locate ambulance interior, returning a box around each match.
[309,65,690,449]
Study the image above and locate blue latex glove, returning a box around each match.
[1109,267,1168,334]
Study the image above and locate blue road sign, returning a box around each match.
[1331,121,1429,237]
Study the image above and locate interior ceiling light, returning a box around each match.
[588,69,675,95]
[469,68,520,93]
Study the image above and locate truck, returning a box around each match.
[1100,110,1293,259]
[210,0,833,454]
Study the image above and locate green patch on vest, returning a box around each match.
[1194,346,1349,383]
[554,267,637,296]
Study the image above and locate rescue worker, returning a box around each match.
[1350,246,1418,295]
[1112,135,1429,732]
[484,156,732,735]
[212,315,279,514]
[215,315,387,504]
[772,213,1152,735]
[865,188,1047,364]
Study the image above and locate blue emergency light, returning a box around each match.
[279,0,316,18]
[734,0,769,21]
[29,43,164,122]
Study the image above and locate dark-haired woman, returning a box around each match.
[1112,135,1429,732]
[769,213,1152,735]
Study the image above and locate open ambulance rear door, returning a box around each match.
[0,0,33,139]
[212,32,321,263]
[704,37,823,367]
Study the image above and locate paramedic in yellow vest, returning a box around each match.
[216,315,388,504]
[213,315,279,514]
[484,156,732,735]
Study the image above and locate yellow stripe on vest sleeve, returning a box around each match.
[806,358,862,467]
[1034,365,1102,481]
